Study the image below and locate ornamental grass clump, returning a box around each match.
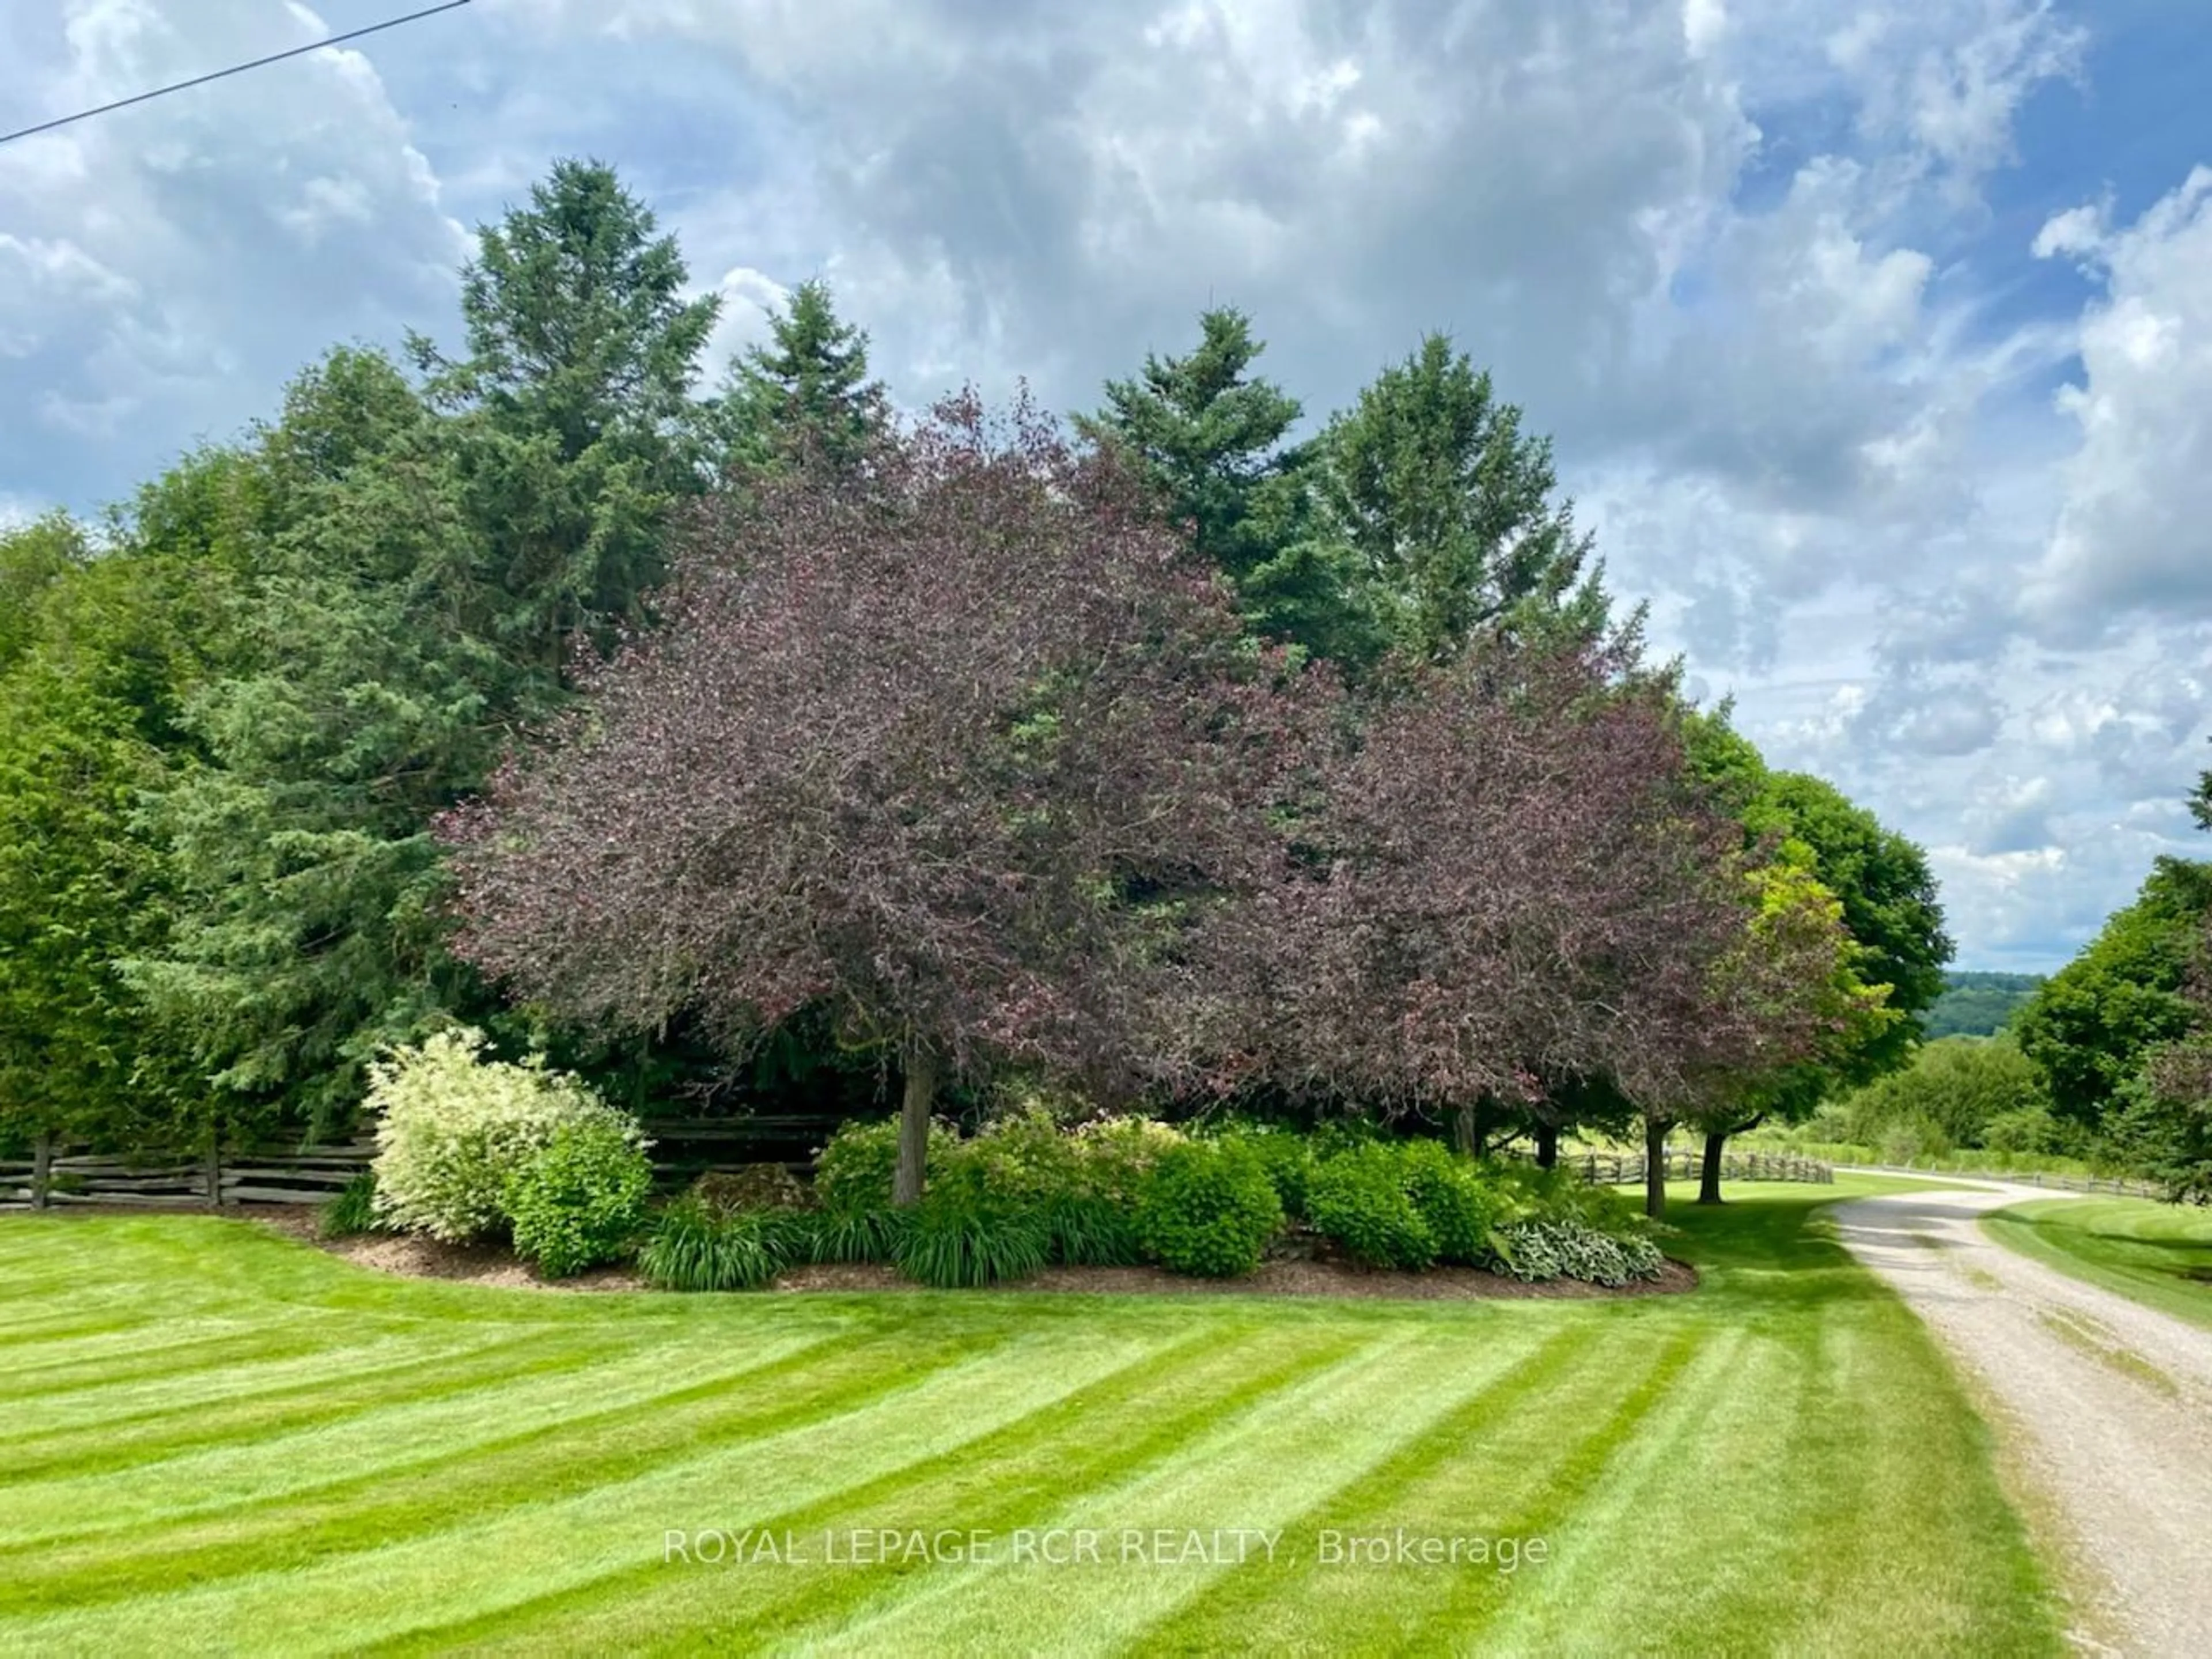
[893,1191,1051,1289]
[639,1196,789,1291]
[318,1170,381,1240]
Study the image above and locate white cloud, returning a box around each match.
[3,0,2203,969]
[0,1,465,499]
[2023,166,2212,637]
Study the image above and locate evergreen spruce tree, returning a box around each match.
[1078,308,1368,661]
[1309,332,1614,664]
[128,351,510,1132]
[709,278,888,476]
[412,157,719,677]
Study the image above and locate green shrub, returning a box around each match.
[1071,1115,1187,1206]
[368,1028,620,1243]
[1491,1158,1639,1233]
[812,1117,958,1213]
[1203,1119,1316,1217]
[1307,1144,1437,1271]
[965,1107,1082,1201]
[1494,1219,1664,1287]
[1981,1106,2061,1156]
[1309,1116,1388,1161]
[1836,1036,2052,1149]
[894,1190,1050,1287]
[638,1197,789,1291]
[318,1170,381,1240]
[1136,1141,1283,1278]
[504,1115,655,1278]
[1396,1141,1508,1266]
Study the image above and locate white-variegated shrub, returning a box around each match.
[369,1028,626,1242]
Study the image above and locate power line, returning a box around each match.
[0,0,476,148]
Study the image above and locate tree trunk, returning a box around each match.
[1643,1115,1668,1220]
[1535,1121,1559,1170]
[893,1048,938,1207]
[1452,1102,1478,1157]
[1698,1130,1727,1206]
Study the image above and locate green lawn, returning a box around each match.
[1984,1197,2212,1331]
[0,1179,2060,1656]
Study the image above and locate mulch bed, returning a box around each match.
[22,1201,1698,1301]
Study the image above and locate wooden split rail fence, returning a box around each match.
[0,1119,833,1211]
[1,1131,1834,1211]
[1570,1149,1834,1187]
[1836,1162,2165,1199]
[0,1137,379,1210]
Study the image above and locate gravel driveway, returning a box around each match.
[1832,1183,2212,1656]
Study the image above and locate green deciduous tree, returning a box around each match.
[1673,709,1947,1196]
[1691,851,1899,1202]
[2014,858,2212,1131]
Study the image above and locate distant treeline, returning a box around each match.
[1922,972,2046,1039]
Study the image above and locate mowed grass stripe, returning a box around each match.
[0,1306,176,1348]
[3,1325,1191,1655]
[1128,1321,1706,1656]
[0,1327,608,1478]
[797,1321,1604,1658]
[0,1324,938,1601]
[0,1322,351,1398]
[0,1188,2070,1657]
[1471,1241,2062,1654]
[0,1329,503,1433]
[638,1325,1461,1655]
[359,1319,1366,1654]
[0,1328,850,1544]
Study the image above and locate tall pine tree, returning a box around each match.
[128,351,509,1133]
[1308,332,1613,664]
[709,278,887,477]
[1078,308,1367,661]
[412,158,719,677]
[134,162,726,1134]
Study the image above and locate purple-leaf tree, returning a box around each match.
[441,392,1323,1202]
[1251,639,1844,1217]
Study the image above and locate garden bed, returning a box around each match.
[237,1203,1696,1300]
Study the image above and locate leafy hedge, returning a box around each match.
[638,1112,1665,1292]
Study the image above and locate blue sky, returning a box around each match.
[3,0,2210,972]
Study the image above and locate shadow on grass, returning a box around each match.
[1660,1184,1901,1312]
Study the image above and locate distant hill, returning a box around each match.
[1921,971,2046,1039]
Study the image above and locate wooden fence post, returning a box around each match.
[203,1142,223,1209]
[31,1130,52,1211]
